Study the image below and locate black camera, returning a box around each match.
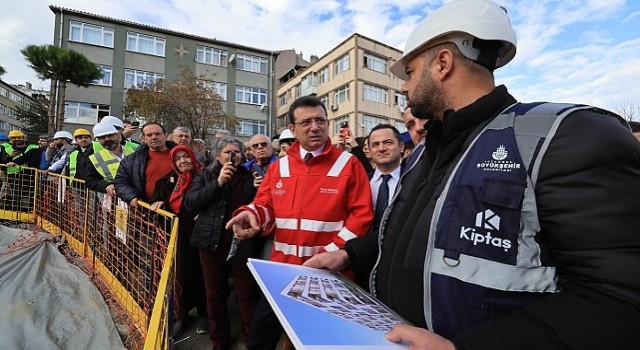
[229,152,237,164]
[340,121,349,129]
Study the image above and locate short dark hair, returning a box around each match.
[288,95,327,125]
[141,121,166,134]
[368,124,403,144]
[628,121,640,133]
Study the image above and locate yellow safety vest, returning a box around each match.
[89,146,135,182]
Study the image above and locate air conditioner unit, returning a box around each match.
[330,104,338,111]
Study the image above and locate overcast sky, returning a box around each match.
[1,0,639,114]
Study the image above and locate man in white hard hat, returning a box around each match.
[85,122,135,196]
[45,130,74,174]
[305,1,640,349]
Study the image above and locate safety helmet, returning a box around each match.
[101,115,125,129]
[8,130,26,138]
[390,0,517,79]
[93,122,119,138]
[0,133,8,141]
[278,129,295,142]
[73,128,92,139]
[53,131,73,140]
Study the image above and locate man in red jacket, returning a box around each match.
[227,95,373,350]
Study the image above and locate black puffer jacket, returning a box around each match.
[115,141,176,204]
[185,163,257,256]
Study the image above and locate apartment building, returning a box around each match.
[50,6,278,138]
[0,80,35,135]
[276,34,406,140]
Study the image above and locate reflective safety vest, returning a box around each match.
[417,102,609,338]
[92,139,139,154]
[89,146,135,182]
[68,149,80,178]
[5,144,39,174]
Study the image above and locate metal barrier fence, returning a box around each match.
[0,165,177,350]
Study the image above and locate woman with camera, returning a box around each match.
[185,137,260,350]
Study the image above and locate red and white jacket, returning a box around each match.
[235,139,373,265]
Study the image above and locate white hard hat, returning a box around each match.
[53,131,73,140]
[101,115,125,129]
[93,122,119,138]
[390,0,517,79]
[278,129,295,142]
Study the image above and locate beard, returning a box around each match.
[408,70,450,121]
[103,140,118,151]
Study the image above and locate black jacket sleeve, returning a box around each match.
[184,169,224,213]
[114,150,144,204]
[84,160,110,193]
[350,145,374,174]
[454,110,640,349]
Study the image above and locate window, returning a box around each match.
[319,95,329,110]
[126,31,165,56]
[196,45,228,66]
[236,119,266,137]
[335,85,350,104]
[364,84,388,104]
[8,92,23,105]
[364,53,387,73]
[278,92,289,107]
[318,66,329,84]
[335,54,350,75]
[236,53,267,74]
[334,115,348,134]
[395,92,407,108]
[235,85,267,105]
[69,21,114,47]
[363,115,387,134]
[395,120,408,133]
[124,69,165,88]
[65,101,110,124]
[294,84,301,98]
[198,80,227,100]
[93,65,112,86]
[0,86,7,97]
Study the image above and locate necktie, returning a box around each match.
[373,174,391,234]
[304,152,313,164]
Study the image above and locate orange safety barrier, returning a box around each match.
[0,165,178,349]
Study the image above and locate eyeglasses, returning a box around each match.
[251,141,269,149]
[294,117,328,128]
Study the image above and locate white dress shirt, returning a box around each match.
[370,165,401,208]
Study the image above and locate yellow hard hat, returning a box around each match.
[8,130,26,138]
[73,128,92,138]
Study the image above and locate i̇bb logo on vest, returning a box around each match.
[459,209,512,252]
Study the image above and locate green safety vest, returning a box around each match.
[5,144,39,174]
[89,146,135,182]
[68,149,80,178]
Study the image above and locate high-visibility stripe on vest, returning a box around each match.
[92,139,139,154]
[88,146,135,182]
[68,150,80,178]
[5,144,39,174]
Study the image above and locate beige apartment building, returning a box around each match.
[276,34,406,141]
[0,80,37,135]
[50,6,278,139]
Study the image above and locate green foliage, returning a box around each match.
[0,66,6,76]
[16,100,48,134]
[125,68,237,140]
[21,44,103,132]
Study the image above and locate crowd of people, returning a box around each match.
[1,1,639,349]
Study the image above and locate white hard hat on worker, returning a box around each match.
[390,0,517,80]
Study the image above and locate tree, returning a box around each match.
[21,45,103,133]
[16,98,48,134]
[615,100,640,121]
[0,66,6,77]
[125,68,236,140]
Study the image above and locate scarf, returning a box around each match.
[169,145,204,213]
